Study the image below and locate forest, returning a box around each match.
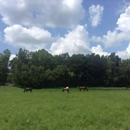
[0,48,130,88]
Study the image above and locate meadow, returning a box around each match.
[0,87,130,130]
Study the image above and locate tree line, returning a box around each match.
[0,48,130,88]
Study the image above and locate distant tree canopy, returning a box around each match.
[0,49,11,85]
[1,48,130,88]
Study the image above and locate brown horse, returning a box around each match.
[79,86,88,91]
[62,87,69,93]
[24,87,32,92]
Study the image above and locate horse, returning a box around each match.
[62,86,69,93]
[79,86,88,91]
[23,87,32,92]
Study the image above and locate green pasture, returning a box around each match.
[0,87,130,130]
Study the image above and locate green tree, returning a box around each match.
[0,49,11,84]
[105,53,121,86]
[53,65,73,87]
[28,65,45,88]
[119,59,130,86]
[31,49,53,70]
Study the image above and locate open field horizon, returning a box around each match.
[0,86,130,130]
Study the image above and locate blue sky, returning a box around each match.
[0,0,130,59]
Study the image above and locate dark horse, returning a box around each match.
[62,87,69,93]
[24,87,32,92]
[79,86,88,91]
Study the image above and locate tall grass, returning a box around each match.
[0,87,130,130]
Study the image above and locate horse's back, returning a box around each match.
[66,86,69,89]
[62,86,69,93]
[24,87,32,92]
[79,86,88,91]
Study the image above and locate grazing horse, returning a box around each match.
[24,87,32,93]
[62,86,69,93]
[79,86,88,91]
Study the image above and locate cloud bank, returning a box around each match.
[1,0,130,59]
[92,5,130,59]
[0,0,85,28]
[4,24,52,51]
[50,25,91,55]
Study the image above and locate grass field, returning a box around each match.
[0,87,130,130]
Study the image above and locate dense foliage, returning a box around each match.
[0,48,130,88]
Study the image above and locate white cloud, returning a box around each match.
[116,0,130,15]
[0,0,85,28]
[102,30,129,48]
[50,25,91,55]
[116,6,130,32]
[116,43,130,59]
[9,54,16,61]
[91,45,109,56]
[4,24,52,51]
[89,5,104,27]
[92,5,130,48]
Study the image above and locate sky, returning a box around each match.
[1,0,130,60]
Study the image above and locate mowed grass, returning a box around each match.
[0,87,130,130]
